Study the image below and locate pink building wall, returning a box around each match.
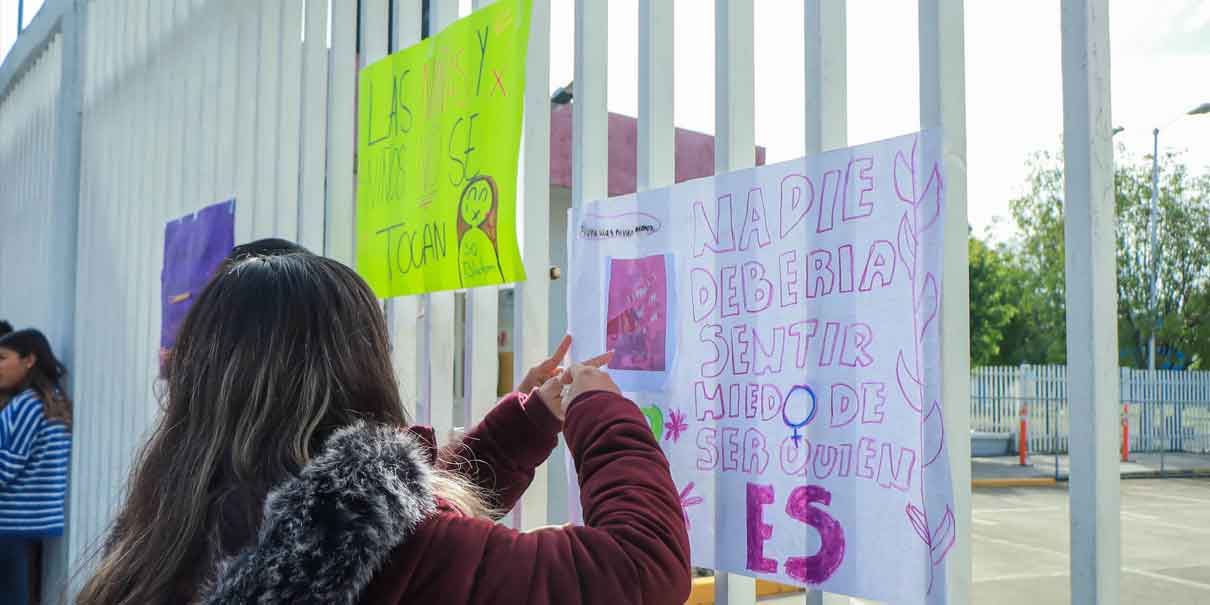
[549,104,767,197]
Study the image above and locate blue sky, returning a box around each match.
[5,0,1209,241]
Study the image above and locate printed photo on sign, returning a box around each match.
[604,254,676,392]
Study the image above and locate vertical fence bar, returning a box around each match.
[299,0,330,251]
[86,0,110,526]
[52,0,83,381]
[1193,374,1201,452]
[919,0,972,600]
[1010,367,1016,434]
[140,0,165,460]
[67,0,97,573]
[1058,366,1065,454]
[277,0,303,239]
[1044,366,1050,454]
[1015,366,1026,459]
[389,0,423,422]
[419,0,459,441]
[197,5,219,206]
[119,0,142,514]
[714,0,756,602]
[106,0,131,517]
[393,0,423,49]
[43,6,83,598]
[1140,368,1148,451]
[562,2,608,526]
[1195,372,1205,454]
[464,0,500,433]
[254,0,282,237]
[1058,366,1065,453]
[1160,370,1167,472]
[804,0,845,154]
[123,0,144,464]
[134,0,158,460]
[79,0,99,549]
[638,0,674,192]
[569,0,610,536]
[326,0,357,263]
[361,0,392,423]
[1178,372,1187,451]
[571,0,608,289]
[235,0,260,242]
[633,0,677,571]
[215,0,239,197]
[1040,366,1048,455]
[176,1,198,209]
[804,2,846,601]
[1060,0,1120,601]
[513,0,553,530]
[1036,366,1044,453]
[360,2,387,83]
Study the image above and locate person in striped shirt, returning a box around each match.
[0,329,72,605]
[0,322,12,409]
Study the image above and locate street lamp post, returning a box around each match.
[1147,102,1210,372]
[1148,127,1159,371]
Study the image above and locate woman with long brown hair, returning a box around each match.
[0,328,72,605]
[77,242,690,604]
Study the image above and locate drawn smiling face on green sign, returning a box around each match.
[457,175,504,287]
[460,176,495,227]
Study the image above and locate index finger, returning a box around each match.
[582,351,614,368]
[549,334,572,365]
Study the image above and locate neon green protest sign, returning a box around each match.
[357,0,531,297]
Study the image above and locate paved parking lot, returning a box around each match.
[763,478,1210,604]
[970,479,1210,604]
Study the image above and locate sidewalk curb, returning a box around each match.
[1114,469,1210,480]
[972,477,1058,488]
[973,470,1210,487]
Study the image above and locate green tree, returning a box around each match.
[1004,153,1071,365]
[1004,148,1210,368]
[968,231,1020,366]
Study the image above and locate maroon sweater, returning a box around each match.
[197,390,692,605]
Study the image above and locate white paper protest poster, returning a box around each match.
[567,131,955,604]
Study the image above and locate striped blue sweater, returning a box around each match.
[0,389,71,537]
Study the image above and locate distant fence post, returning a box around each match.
[1016,365,1028,464]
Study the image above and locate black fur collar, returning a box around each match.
[196,422,436,604]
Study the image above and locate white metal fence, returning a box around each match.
[0,0,551,599]
[971,366,1210,455]
[58,0,555,596]
[0,33,63,344]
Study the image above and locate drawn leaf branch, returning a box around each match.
[897,212,917,280]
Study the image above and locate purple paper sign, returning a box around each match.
[160,200,236,361]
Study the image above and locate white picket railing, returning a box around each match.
[971,365,1071,454]
[971,366,1210,455]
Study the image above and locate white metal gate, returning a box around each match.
[0,0,1126,603]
